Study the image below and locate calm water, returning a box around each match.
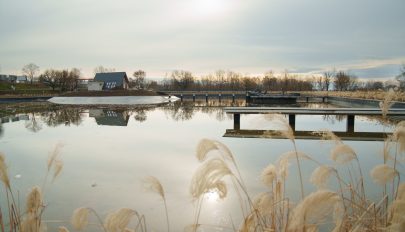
[0,100,400,231]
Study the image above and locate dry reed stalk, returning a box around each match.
[397,183,405,200]
[47,143,64,171]
[143,176,170,232]
[379,89,395,119]
[287,190,340,231]
[388,200,405,224]
[104,208,137,232]
[0,153,10,189]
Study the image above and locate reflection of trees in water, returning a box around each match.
[41,107,84,127]
[161,99,243,121]
[0,123,3,138]
[322,115,346,124]
[25,113,42,132]
[132,107,156,123]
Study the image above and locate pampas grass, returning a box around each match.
[190,158,232,200]
[330,144,357,164]
[0,153,10,189]
[71,208,90,231]
[370,164,398,185]
[143,176,169,232]
[288,190,340,231]
[310,165,335,189]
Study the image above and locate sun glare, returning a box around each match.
[192,0,228,18]
[205,189,221,202]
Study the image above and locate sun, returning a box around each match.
[192,0,228,18]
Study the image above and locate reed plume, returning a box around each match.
[0,152,10,189]
[58,226,70,232]
[313,129,342,145]
[104,208,136,232]
[26,186,42,213]
[370,164,398,185]
[393,122,405,154]
[287,190,340,231]
[47,143,64,171]
[330,144,357,164]
[310,165,334,189]
[379,89,395,119]
[143,176,170,232]
[71,207,90,231]
[261,164,277,188]
[52,159,63,182]
[264,114,294,142]
[143,176,165,199]
[190,158,232,200]
[196,139,234,162]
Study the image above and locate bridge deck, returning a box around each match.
[224,107,405,116]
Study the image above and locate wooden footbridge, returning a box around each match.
[223,107,405,141]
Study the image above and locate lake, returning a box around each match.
[0,99,401,232]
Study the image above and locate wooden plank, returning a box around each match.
[224,129,390,141]
[223,107,405,116]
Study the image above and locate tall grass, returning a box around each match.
[1,90,404,231]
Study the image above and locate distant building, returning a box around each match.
[0,74,8,81]
[87,81,104,91]
[7,75,28,83]
[93,72,129,90]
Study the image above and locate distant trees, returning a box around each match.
[93,65,115,74]
[396,64,405,90]
[132,70,146,89]
[22,63,40,84]
[39,69,80,91]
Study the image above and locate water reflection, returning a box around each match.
[89,109,130,126]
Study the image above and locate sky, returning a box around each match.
[0,0,404,80]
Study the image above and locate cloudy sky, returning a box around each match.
[0,0,404,79]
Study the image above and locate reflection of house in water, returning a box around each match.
[89,109,130,126]
[1,114,30,123]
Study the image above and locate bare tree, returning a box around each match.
[94,65,115,74]
[396,64,405,90]
[323,71,333,91]
[334,71,351,91]
[40,69,59,90]
[316,75,324,90]
[22,63,40,84]
[132,70,146,89]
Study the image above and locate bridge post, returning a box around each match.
[288,114,296,130]
[347,115,355,133]
[219,93,222,102]
[232,93,235,102]
[205,93,208,102]
[322,97,325,103]
[193,94,195,102]
[180,94,183,102]
[306,97,309,102]
[234,114,240,130]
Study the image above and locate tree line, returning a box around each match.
[9,63,405,92]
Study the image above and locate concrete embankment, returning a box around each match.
[328,96,405,108]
